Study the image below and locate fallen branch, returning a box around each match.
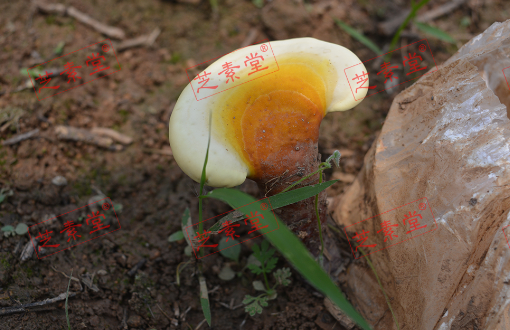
[91,127,133,145]
[34,1,125,39]
[0,292,77,316]
[55,125,123,151]
[2,129,39,146]
[117,28,161,52]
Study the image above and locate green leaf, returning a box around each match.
[199,275,212,326]
[251,243,261,260]
[15,223,28,235]
[20,67,44,78]
[184,245,193,257]
[247,263,263,275]
[206,188,372,330]
[168,230,184,242]
[274,268,292,286]
[54,41,65,55]
[114,203,123,213]
[267,291,277,300]
[244,298,264,316]
[181,207,193,247]
[252,0,264,8]
[414,21,456,44]
[246,253,261,268]
[334,18,383,55]
[268,180,338,209]
[327,150,342,168]
[1,225,14,232]
[207,180,338,233]
[242,295,257,304]
[218,237,241,262]
[218,265,236,281]
[252,280,266,291]
[265,257,277,273]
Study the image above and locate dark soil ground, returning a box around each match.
[0,0,508,329]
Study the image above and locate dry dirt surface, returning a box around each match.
[0,0,508,329]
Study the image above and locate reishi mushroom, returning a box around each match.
[169,37,369,257]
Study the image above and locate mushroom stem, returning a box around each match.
[253,140,327,257]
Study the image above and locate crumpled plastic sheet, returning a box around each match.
[333,19,510,330]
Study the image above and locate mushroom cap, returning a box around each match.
[169,37,369,188]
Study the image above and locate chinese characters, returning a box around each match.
[28,198,121,259]
[344,198,437,258]
[187,41,278,101]
[194,52,270,93]
[186,199,279,259]
[345,39,437,101]
[34,53,111,94]
[28,39,121,101]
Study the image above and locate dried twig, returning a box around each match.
[0,292,77,316]
[195,319,207,330]
[80,273,99,292]
[55,125,123,151]
[34,1,125,39]
[2,129,39,146]
[157,304,179,326]
[51,266,83,291]
[117,28,161,51]
[90,127,133,145]
[127,258,147,277]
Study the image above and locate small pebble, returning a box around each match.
[127,315,143,327]
[51,176,67,186]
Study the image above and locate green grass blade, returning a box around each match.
[334,18,383,55]
[65,269,73,330]
[207,180,338,233]
[199,112,212,199]
[386,0,431,61]
[199,275,212,326]
[270,180,338,209]
[414,21,456,44]
[206,188,372,330]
